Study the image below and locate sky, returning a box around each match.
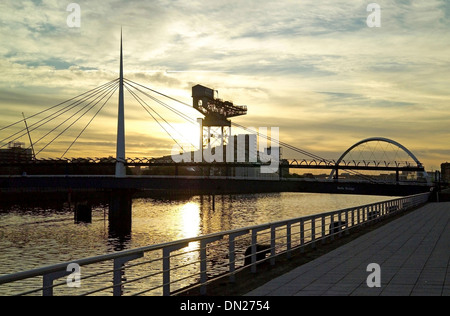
[0,0,449,171]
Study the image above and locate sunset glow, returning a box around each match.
[0,1,449,170]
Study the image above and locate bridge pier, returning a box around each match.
[108,190,132,237]
[74,202,92,224]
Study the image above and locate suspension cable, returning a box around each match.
[124,78,192,108]
[35,81,120,156]
[0,79,119,133]
[0,79,120,149]
[61,82,120,158]
[124,79,197,125]
[31,81,119,152]
[125,84,194,152]
[124,82,198,149]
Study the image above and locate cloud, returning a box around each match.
[0,0,449,169]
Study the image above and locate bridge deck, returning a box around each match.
[0,176,431,198]
[246,202,450,296]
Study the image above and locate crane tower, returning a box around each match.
[192,84,247,151]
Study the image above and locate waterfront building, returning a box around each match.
[0,142,32,163]
[441,162,450,183]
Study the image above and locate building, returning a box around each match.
[0,142,33,163]
[158,134,282,179]
[441,163,450,183]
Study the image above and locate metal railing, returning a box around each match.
[0,192,430,296]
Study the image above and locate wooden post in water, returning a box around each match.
[109,190,132,237]
[74,201,92,224]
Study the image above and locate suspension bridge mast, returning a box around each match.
[192,85,247,160]
[115,30,126,177]
[109,30,132,236]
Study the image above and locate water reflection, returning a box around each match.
[179,202,201,255]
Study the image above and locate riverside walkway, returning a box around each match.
[246,202,450,296]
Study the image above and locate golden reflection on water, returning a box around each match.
[179,202,201,239]
[179,202,201,252]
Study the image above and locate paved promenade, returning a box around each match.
[246,202,450,296]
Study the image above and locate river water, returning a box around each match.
[0,192,394,295]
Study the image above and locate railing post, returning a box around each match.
[43,266,75,296]
[113,252,144,296]
[362,207,367,225]
[345,210,349,235]
[250,227,267,273]
[270,223,283,265]
[270,226,276,265]
[351,208,355,227]
[329,214,334,241]
[286,221,292,258]
[300,218,305,253]
[311,216,316,248]
[200,236,223,295]
[163,243,188,296]
[229,230,249,283]
[338,211,343,237]
[375,204,378,220]
[251,230,257,273]
[321,216,326,243]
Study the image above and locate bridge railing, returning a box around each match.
[0,192,430,296]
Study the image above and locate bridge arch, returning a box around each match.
[328,137,428,181]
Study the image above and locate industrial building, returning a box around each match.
[442,162,450,183]
[0,142,33,163]
[164,133,283,179]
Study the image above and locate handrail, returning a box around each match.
[0,192,430,296]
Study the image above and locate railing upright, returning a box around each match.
[163,243,188,296]
[200,236,223,295]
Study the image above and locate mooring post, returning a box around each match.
[109,189,132,236]
[75,201,92,224]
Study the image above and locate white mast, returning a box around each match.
[115,29,126,177]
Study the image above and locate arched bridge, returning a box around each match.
[327,137,428,182]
